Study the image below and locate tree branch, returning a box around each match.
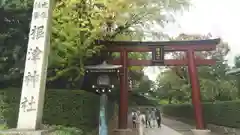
[105,12,149,39]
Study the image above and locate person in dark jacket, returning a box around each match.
[155,108,161,128]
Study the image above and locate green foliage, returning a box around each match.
[49,0,105,82]
[155,69,189,103]
[0,0,33,86]
[0,0,190,89]
[159,99,169,105]
[132,76,153,92]
[48,0,189,83]
[162,101,240,128]
[231,55,240,97]
[155,33,237,103]
[234,56,240,68]
[0,124,8,130]
[0,88,115,133]
[49,125,83,135]
[129,93,158,106]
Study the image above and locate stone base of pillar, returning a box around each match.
[0,128,54,135]
[114,129,132,135]
[191,129,211,135]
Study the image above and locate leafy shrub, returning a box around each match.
[49,125,83,135]
[0,88,115,132]
[162,101,240,128]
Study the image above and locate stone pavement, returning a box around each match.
[162,116,221,135]
[127,111,221,135]
[162,116,194,135]
[144,125,183,135]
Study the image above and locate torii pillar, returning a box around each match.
[187,49,204,129]
[119,49,129,129]
[114,49,131,135]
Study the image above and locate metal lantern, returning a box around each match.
[85,61,121,135]
[85,61,122,93]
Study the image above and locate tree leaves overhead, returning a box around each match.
[1,0,189,88]
[49,0,189,83]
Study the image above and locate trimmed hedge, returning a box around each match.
[0,88,115,132]
[162,101,240,128]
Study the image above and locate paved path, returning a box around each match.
[162,116,221,135]
[127,111,184,135]
[144,125,183,135]
[127,113,183,135]
[162,116,194,135]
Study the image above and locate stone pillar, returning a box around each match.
[16,0,54,130]
[17,0,53,130]
[0,1,54,135]
[0,3,54,135]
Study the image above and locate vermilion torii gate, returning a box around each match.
[97,38,220,130]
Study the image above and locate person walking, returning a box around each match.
[145,109,152,128]
[139,112,145,135]
[151,108,157,128]
[155,108,162,128]
[132,111,138,128]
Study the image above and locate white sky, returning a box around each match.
[145,0,240,81]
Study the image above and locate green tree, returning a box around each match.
[234,56,240,68]
[132,76,153,93]
[0,0,190,89]
[48,0,190,88]
[0,0,33,87]
[155,33,237,103]
[231,55,240,97]
[155,69,190,103]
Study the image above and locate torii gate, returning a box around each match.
[97,38,220,131]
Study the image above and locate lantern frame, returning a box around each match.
[85,61,122,93]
